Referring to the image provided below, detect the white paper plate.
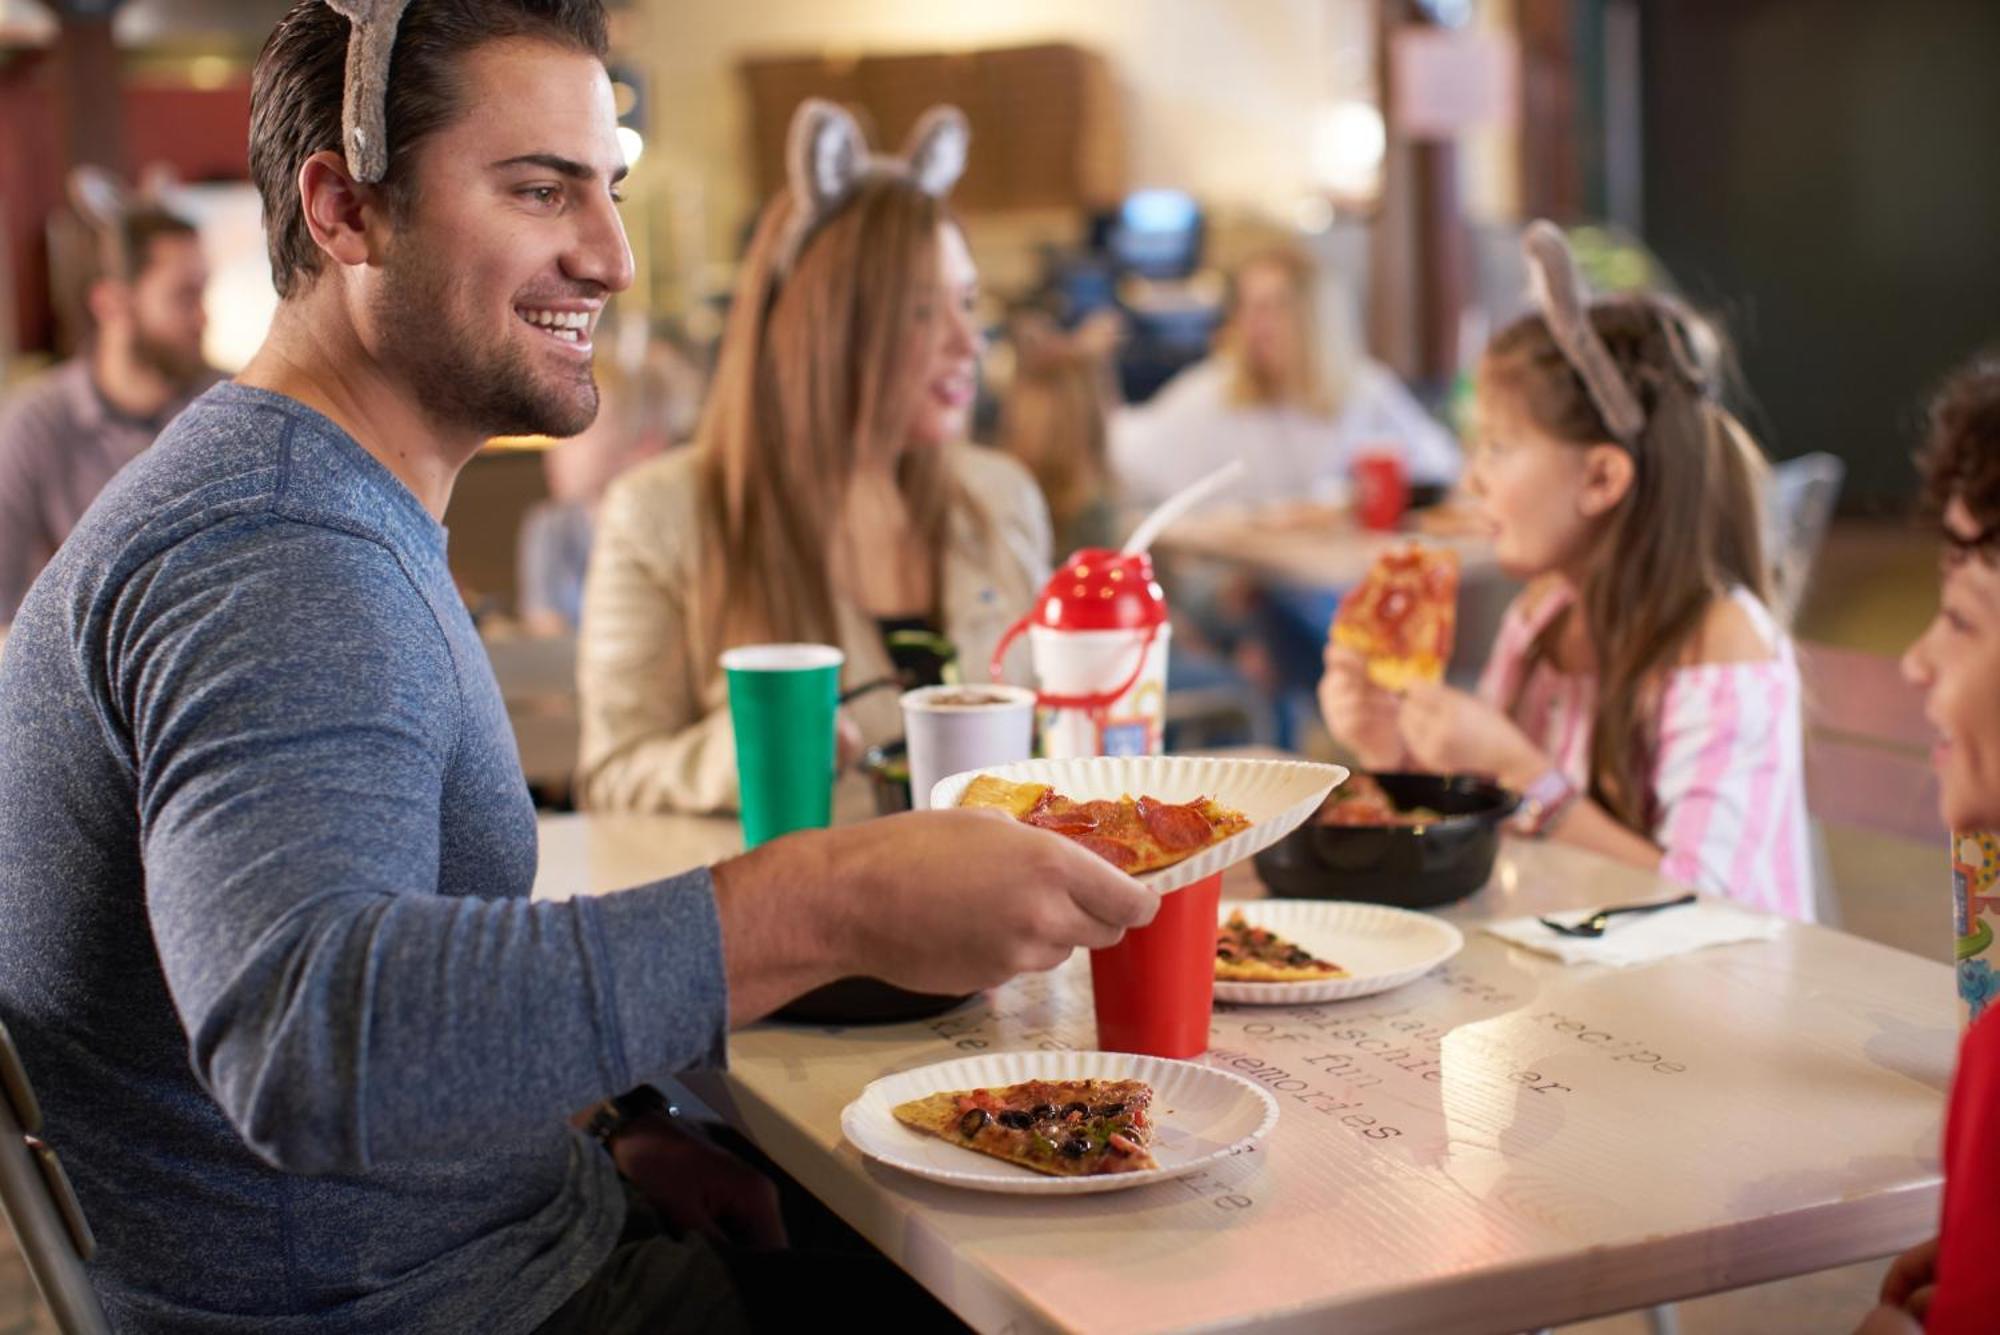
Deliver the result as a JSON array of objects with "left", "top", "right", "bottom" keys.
[
  {"left": 1214, "top": 899, "right": 1465, "bottom": 1004},
  {"left": 841, "top": 1050, "right": 1279, "bottom": 1196},
  {"left": 928, "top": 755, "right": 1346, "bottom": 895}
]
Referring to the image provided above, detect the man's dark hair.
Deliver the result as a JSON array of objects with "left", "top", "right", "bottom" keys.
[
  {"left": 112, "top": 208, "right": 199, "bottom": 283},
  {"left": 249, "top": 0, "right": 608, "bottom": 299},
  {"left": 1921, "top": 351, "right": 2000, "bottom": 557}
]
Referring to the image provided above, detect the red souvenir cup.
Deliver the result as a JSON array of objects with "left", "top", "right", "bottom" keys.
[
  {"left": 1087, "top": 873, "right": 1221, "bottom": 1058},
  {"left": 1353, "top": 450, "right": 1410, "bottom": 531}
]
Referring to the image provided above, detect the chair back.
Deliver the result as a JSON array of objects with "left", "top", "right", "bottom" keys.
[
  {"left": 1796, "top": 640, "right": 1941, "bottom": 843},
  {"left": 1766, "top": 452, "right": 1846, "bottom": 625},
  {"left": 0, "top": 1019, "right": 110, "bottom": 1334},
  {"left": 483, "top": 632, "right": 581, "bottom": 796}
]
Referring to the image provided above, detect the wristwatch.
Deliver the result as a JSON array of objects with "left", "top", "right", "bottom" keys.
[
  {"left": 1512, "top": 768, "right": 1579, "bottom": 838},
  {"left": 583, "top": 1085, "right": 674, "bottom": 1149}
]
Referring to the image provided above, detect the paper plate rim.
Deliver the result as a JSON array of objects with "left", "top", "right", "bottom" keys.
[
  {"left": 1211, "top": 898, "right": 1465, "bottom": 1004},
  {"left": 840, "top": 1049, "right": 1281, "bottom": 1195},
  {"left": 928, "top": 755, "right": 1347, "bottom": 895}
]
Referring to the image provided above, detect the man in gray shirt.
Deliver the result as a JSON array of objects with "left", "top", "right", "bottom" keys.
[
  {"left": 0, "top": 1, "right": 1154, "bottom": 1330},
  {"left": 0, "top": 205, "right": 214, "bottom": 621}
]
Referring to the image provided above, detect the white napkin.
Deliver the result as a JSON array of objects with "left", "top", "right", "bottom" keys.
[{"left": 1483, "top": 900, "right": 1783, "bottom": 967}]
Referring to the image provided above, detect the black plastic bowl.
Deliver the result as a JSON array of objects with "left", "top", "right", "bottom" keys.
[
  {"left": 859, "top": 741, "right": 912, "bottom": 815},
  {"left": 774, "top": 738, "right": 968, "bottom": 1025},
  {"left": 1252, "top": 772, "right": 1519, "bottom": 910}
]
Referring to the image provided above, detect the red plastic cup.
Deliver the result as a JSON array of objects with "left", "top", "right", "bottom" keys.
[
  {"left": 1353, "top": 450, "right": 1410, "bottom": 531},
  {"left": 1088, "top": 873, "right": 1221, "bottom": 1058}
]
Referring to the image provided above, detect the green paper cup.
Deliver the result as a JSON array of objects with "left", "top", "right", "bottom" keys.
[{"left": 721, "top": 643, "right": 844, "bottom": 848}]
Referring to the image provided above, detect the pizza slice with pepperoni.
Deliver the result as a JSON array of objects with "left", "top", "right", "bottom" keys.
[
  {"left": 1332, "top": 543, "right": 1461, "bottom": 691},
  {"left": 957, "top": 775, "right": 1250, "bottom": 874}
]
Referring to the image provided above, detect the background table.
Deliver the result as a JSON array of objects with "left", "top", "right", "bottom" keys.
[
  {"left": 1152, "top": 508, "right": 1498, "bottom": 589},
  {"left": 1148, "top": 509, "right": 1514, "bottom": 687},
  {"left": 533, "top": 815, "right": 1954, "bottom": 1334}
]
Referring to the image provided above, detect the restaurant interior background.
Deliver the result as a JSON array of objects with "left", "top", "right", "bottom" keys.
[{"left": 1, "top": 1, "right": 1998, "bottom": 1329}]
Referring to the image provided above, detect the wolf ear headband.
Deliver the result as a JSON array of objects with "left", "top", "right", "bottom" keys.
[
  {"left": 68, "top": 164, "right": 183, "bottom": 278},
  {"left": 773, "top": 98, "right": 970, "bottom": 277},
  {"left": 1520, "top": 219, "right": 1711, "bottom": 446},
  {"left": 322, "top": 0, "right": 414, "bottom": 184}
]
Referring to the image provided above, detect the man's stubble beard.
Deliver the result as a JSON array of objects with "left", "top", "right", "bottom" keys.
[
  {"left": 128, "top": 321, "right": 208, "bottom": 389},
  {"left": 372, "top": 239, "right": 599, "bottom": 441}
]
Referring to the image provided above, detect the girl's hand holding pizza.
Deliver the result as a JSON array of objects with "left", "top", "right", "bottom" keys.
[
  {"left": 1398, "top": 682, "right": 1547, "bottom": 789},
  {"left": 1317, "top": 645, "right": 1406, "bottom": 771}
]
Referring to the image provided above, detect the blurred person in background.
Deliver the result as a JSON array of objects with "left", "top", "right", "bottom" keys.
[
  {"left": 1107, "top": 243, "right": 1461, "bottom": 746},
  {"left": 1108, "top": 242, "right": 1458, "bottom": 509},
  {"left": 576, "top": 99, "right": 1050, "bottom": 815},
  {"left": 0, "top": 204, "right": 215, "bottom": 623},
  {"left": 515, "top": 350, "right": 683, "bottom": 635},
  {"left": 996, "top": 307, "right": 1123, "bottom": 556}
]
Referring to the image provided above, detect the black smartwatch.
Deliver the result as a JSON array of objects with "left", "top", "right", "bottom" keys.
[{"left": 583, "top": 1085, "right": 673, "bottom": 1148}]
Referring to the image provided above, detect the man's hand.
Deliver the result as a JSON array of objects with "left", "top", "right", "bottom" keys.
[
  {"left": 609, "top": 1114, "right": 787, "bottom": 1251},
  {"left": 712, "top": 809, "right": 1161, "bottom": 1023}
]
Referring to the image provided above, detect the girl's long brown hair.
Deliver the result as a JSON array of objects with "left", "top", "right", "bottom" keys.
[
  {"left": 690, "top": 177, "right": 965, "bottom": 659},
  {"left": 1484, "top": 296, "right": 1772, "bottom": 834}
]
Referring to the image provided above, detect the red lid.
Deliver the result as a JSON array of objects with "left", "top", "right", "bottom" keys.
[{"left": 1030, "top": 548, "right": 1168, "bottom": 632}]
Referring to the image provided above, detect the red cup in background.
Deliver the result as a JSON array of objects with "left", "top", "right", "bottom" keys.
[
  {"left": 1353, "top": 450, "right": 1410, "bottom": 531},
  {"left": 1088, "top": 872, "right": 1221, "bottom": 1058}
]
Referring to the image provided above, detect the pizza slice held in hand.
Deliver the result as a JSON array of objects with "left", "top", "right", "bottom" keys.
[
  {"left": 958, "top": 776, "right": 1249, "bottom": 875},
  {"left": 893, "top": 1078, "right": 1158, "bottom": 1176},
  {"left": 1331, "top": 543, "right": 1461, "bottom": 691}
]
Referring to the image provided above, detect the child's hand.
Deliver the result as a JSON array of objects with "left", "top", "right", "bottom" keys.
[
  {"left": 1398, "top": 683, "right": 1546, "bottom": 787},
  {"left": 1878, "top": 1235, "right": 1939, "bottom": 1319},
  {"left": 1316, "top": 645, "right": 1405, "bottom": 770}
]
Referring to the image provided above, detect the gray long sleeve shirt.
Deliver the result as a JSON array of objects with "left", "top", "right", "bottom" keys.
[
  {"left": 0, "top": 358, "right": 219, "bottom": 621},
  {"left": 0, "top": 382, "right": 729, "bottom": 1332}
]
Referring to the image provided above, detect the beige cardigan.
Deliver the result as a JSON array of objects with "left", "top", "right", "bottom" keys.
[{"left": 576, "top": 443, "right": 1052, "bottom": 814}]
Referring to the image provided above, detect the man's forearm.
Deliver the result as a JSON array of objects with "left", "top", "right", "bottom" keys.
[{"left": 711, "top": 828, "right": 855, "bottom": 1025}]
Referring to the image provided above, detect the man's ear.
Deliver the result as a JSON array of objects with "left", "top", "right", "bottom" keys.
[
  {"left": 297, "top": 149, "right": 389, "bottom": 270},
  {"left": 1578, "top": 442, "right": 1636, "bottom": 518},
  {"left": 85, "top": 277, "right": 128, "bottom": 332}
]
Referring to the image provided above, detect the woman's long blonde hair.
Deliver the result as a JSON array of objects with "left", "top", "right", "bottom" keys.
[
  {"left": 691, "top": 177, "right": 965, "bottom": 658},
  {"left": 1221, "top": 244, "right": 1343, "bottom": 416},
  {"left": 1484, "top": 296, "right": 1771, "bottom": 834}
]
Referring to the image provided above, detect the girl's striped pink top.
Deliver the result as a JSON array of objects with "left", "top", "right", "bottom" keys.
[{"left": 1478, "top": 584, "right": 1816, "bottom": 920}]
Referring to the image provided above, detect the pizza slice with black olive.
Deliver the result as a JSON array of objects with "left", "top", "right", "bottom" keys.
[
  {"left": 892, "top": 1077, "right": 1158, "bottom": 1176},
  {"left": 1215, "top": 909, "right": 1348, "bottom": 983}
]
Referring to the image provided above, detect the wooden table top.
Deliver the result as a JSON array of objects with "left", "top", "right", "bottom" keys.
[
  {"left": 533, "top": 811, "right": 1954, "bottom": 1334},
  {"left": 1151, "top": 507, "right": 1498, "bottom": 589}
]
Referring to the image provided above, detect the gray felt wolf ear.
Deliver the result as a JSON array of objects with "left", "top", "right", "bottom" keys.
[
  {"left": 1521, "top": 219, "right": 1646, "bottom": 445},
  {"left": 67, "top": 166, "right": 135, "bottom": 277},
  {"left": 323, "top": 0, "right": 414, "bottom": 184},
  {"left": 786, "top": 97, "right": 869, "bottom": 222},
  {"left": 901, "top": 105, "right": 969, "bottom": 199},
  {"left": 67, "top": 166, "right": 130, "bottom": 231},
  {"left": 773, "top": 98, "right": 970, "bottom": 278}
]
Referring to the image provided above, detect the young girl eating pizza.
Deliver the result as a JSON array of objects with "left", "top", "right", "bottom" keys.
[{"left": 1318, "top": 222, "right": 1813, "bottom": 917}]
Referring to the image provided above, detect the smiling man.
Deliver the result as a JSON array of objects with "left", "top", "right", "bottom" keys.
[{"left": 0, "top": 1, "right": 1155, "bottom": 1330}]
